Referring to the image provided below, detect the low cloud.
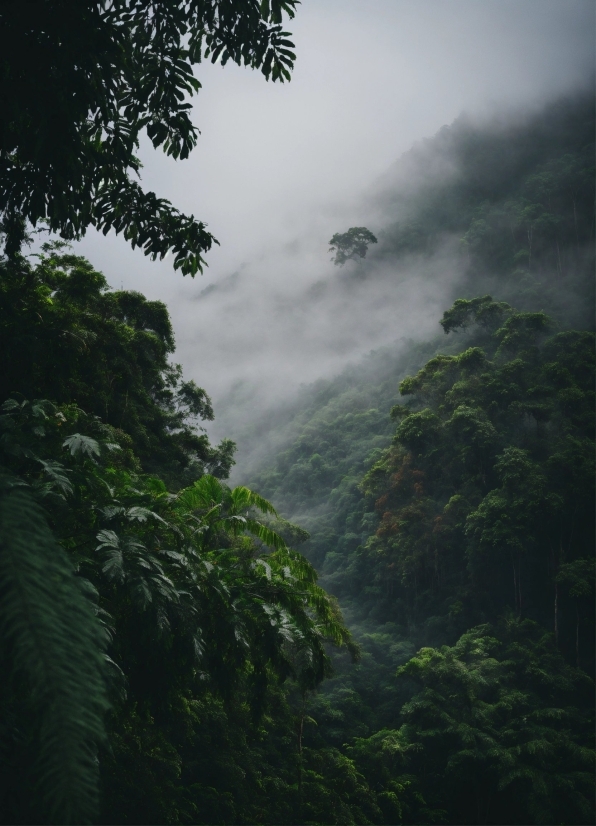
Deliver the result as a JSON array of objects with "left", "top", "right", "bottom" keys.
[{"left": 70, "top": 0, "right": 594, "bottom": 468}]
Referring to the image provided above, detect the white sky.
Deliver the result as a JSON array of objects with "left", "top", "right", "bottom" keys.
[{"left": 73, "top": 0, "right": 595, "bottom": 449}]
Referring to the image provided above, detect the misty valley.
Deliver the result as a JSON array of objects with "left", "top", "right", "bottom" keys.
[{"left": 0, "top": 6, "right": 594, "bottom": 824}]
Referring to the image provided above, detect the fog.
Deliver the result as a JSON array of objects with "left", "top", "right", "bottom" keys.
[{"left": 73, "top": 0, "right": 595, "bottom": 459}]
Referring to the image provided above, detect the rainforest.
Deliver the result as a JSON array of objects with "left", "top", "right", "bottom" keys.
[{"left": 0, "top": 3, "right": 594, "bottom": 825}]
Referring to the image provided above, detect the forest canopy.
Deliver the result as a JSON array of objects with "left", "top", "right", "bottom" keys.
[
  {"left": 0, "top": 51, "right": 593, "bottom": 826},
  {"left": 0, "top": 0, "right": 298, "bottom": 271},
  {"left": 0, "top": 244, "right": 358, "bottom": 824},
  {"left": 241, "top": 92, "right": 595, "bottom": 825}
]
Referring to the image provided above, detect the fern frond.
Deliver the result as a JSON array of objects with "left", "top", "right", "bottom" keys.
[
  {"left": 177, "top": 475, "right": 226, "bottom": 512},
  {"left": 0, "top": 472, "right": 108, "bottom": 824},
  {"left": 62, "top": 433, "right": 101, "bottom": 459},
  {"left": 241, "top": 518, "right": 286, "bottom": 550},
  {"left": 230, "top": 485, "right": 278, "bottom": 517}
]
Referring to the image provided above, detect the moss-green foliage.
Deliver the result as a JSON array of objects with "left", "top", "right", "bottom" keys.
[
  {"left": 0, "top": 93, "right": 594, "bottom": 825},
  {"left": 0, "top": 257, "right": 366, "bottom": 824},
  {"left": 0, "top": 470, "right": 108, "bottom": 824},
  {"left": 251, "top": 304, "right": 595, "bottom": 825},
  {"left": 393, "top": 619, "right": 594, "bottom": 825},
  {"left": 0, "top": 1, "right": 299, "bottom": 271},
  {"left": 343, "top": 619, "right": 594, "bottom": 826},
  {"left": 247, "top": 319, "right": 595, "bottom": 823},
  {"left": 0, "top": 246, "right": 235, "bottom": 486},
  {"left": 239, "top": 94, "right": 595, "bottom": 824},
  {"left": 0, "top": 393, "right": 366, "bottom": 823},
  {"left": 361, "top": 303, "right": 594, "bottom": 650}
]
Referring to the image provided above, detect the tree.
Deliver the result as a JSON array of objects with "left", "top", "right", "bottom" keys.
[
  {"left": 0, "top": 0, "right": 298, "bottom": 273},
  {"left": 0, "top": 241, "right": 362, "bottom": 821},
  {"left": 0, "top": 245, "right": 235, "bottom": 485},
  {"left": 0, "top": 393, "right": 357, "bottom": 823},
  {"left": 395, "top": 620, "right": 595, "bottom": 825},
  {"left": 360, "top": 297, "right": 595, "bottom": 666},
  {"left": 329, "top": 227, "right": 378, "bottom": 266}
]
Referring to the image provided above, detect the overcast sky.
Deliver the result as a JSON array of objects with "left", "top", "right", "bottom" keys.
[{"left": 74, "top": 0, "right": 595, "bottom": 449}]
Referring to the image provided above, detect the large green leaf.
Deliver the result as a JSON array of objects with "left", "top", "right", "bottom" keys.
[{"left": 0, "top": 472, "right": 108, "bottom": 824}]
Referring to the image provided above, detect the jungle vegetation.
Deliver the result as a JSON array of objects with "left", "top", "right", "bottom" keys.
[
  {"left": 244, "top": 92, "right": 596, "bottom": 825},
  {"left": 0, "top": 0, "right": 298, "bottom": 270},
  {"left": 0, "top": 12, "right": 593, "bottom": 821}
]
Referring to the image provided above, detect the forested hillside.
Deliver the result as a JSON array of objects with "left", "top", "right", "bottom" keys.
[
  {"left": 249, "top": 93, "right": 594, "bottom": 602},
  {"left": 241, "top": 92, "right": 595, "bottom": 825},
  {"left": 0, "top": 88, "right": 593, "bottom": 826},
  {"left": 0, "top": 246, "right": 363, "bottom": 825}
]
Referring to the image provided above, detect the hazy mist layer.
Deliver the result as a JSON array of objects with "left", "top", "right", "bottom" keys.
[{"left": 71, "top": 0, "right": 595, "bottom": 465}]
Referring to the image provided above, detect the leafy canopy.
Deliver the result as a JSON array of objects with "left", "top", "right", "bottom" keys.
[
  {"left": 0, "top": 245, "right": 235, "bottom": 485},
  {"left": 0, "top": 392, "right": 357, "bottom": 823},
  {"left": 394, "top": 619, "right": 595, "bottom": 826},
  {"left": 0, "top": 244, "right": 360, "bottom": 822},
  {"left": 329, "top": 227, "right": 378, "bottom": 266},
  {"left": 0, "top": 0, "right": 298, "bottom": 272},
  {"left": 362, "top": 296, "right": 595, "bottom": 667}
]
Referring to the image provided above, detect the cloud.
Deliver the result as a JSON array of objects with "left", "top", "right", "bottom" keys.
[{"left": 71, "top": 0, "right": 595, "bottom": 455}]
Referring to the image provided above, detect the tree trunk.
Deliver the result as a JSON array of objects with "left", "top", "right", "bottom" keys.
[
  {"left": 485, "top": 792, "right": 492, "bottom": 825},
  {"left": 513, "top": 553, "right": 523, "bottom": 617},
  {"left": 555, "top": 236, "right": 563, "bottom": 278},
  {"left": 553, "top": 540, "right": 563, "bottom": 647},
  {"left": 298, "top": 715, "right": 303, "bottom": 803},
  {"left": 575, "top": 605, "right": 580, "bottom": 668},
  {"left": 554, "top": 582, "right": 559, "bottom": 647},
  {"left": 571, "top": 196, "right": 580, "bottom": 252},
  {"left": 298, "top": 694, "right": 306, "bottom": 820}
]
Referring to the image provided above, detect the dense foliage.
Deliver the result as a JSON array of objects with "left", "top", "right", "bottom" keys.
[
  {"left": 329, "top": 228, "right": 378, "bottom": 267},
  {"left": 0, "top": 93, "right": 594, "bottom": 824},
  {"left": 0, "top": 0, "right": 298, "bottom": 270},
  {"left": 242, "top": 93, "right": 595, "bottom": 824},
  {"left": 247, "top": 299, "right": 595, "bottom": 824},
  {"left": 362, "top": 298, "right": 594, "bottom": 654},
  {"left": 0, "top": 245, "right": 235, "bottom": 485},
  {"left": 0, "top": 246, "right": 365, "bottom": 823}
]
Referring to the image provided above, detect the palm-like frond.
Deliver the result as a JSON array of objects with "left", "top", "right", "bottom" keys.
[
  {"left": 234, "top": 516, "right": 287, "bottom": 550},
  {"left": 230, "top": 485, "right": 278, "bottom": 517},
  {"left": 62, "top": 433, "right": 101, "bottom": 459},
  {"left": 175, "top": 474, "right": 225, "bottom": 512},
  {"left": 0, "top": 471, "right": 108, "bottom": 824}
]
